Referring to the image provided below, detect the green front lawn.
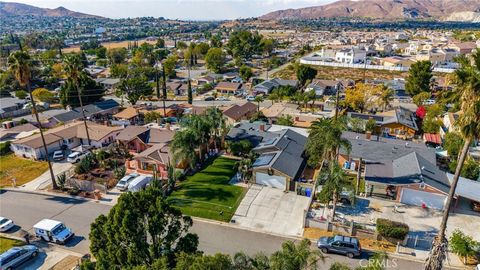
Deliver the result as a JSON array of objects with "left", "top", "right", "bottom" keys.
[
  {"left": 168, "top": 157, "right": 246, "bottom": 222},
  {"left": 0, "top": 237, "right": 24, "bottom": 253},
  {"left": 0, "top": 154, "right": 49, "bottom": 188}
]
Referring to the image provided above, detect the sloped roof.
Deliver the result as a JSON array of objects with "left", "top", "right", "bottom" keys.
[{"left": 223, "top": 102, "right": 257, "bottom": 121}]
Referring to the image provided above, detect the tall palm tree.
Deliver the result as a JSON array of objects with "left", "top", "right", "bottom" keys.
[
  {"left": 8, "top": 51, "right": 58, "bottom": 190},
  {"left": 378, "top": 85, "right": 394, "bottom": 111},
  {"left": 424, "top": 51, "right": 480, "bottom": 270},
  {"left": 318, "top": 161, "right": 348, "bottom": 222},
  {"left": 269, "top": 239, "right": 323, "bottom": 270},
  {"left": 254, "top": 95, "right": 264, "bottom": 112},
  {"left": 171, "top": 129, "right": 199, "bottom": 170},
  {"left": 206, "top": 107, "right": 224, "bottom": 151},
  {"left": 63, "top": 54, "right": 91, "bottom": 145},
  {"left": 305, "top": 117, "right": 351, "bottom": 165}
]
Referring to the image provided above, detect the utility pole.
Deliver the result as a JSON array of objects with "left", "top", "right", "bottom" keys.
[
  {"left": 162, "top": 64, "right": 167, "bottom": 117},
  {"left": 76, "top": 82, "right": 91, "bottom": 145}
]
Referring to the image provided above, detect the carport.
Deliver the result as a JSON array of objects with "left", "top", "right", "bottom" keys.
[{"left": 447, "top": 173, "right": 480, "bottom": 210}]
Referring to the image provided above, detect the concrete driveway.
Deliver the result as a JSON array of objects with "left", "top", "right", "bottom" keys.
[{"left": 232, "top": 185, "right": 310, "bottom": 237}]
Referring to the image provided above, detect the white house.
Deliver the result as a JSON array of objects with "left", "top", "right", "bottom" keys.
[
  {"left": 335, "top": 48, "right": 366, "bottom": 64},
  {"left": 11, "top": 121, "right": 121, "bottom": 160}
]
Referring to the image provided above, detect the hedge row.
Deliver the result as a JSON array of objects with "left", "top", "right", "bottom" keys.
[{"left": 376, "top": 218, "right": 409, "bottom": 240}]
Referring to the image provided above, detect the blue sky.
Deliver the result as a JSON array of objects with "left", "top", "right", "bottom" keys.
[{"left": 10, "top": 0, "right": 335, "bottom": 20}]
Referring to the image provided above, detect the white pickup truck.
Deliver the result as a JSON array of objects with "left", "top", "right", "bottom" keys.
[{"left": 33, "top": 219, "right": 74, "bottom": 244}]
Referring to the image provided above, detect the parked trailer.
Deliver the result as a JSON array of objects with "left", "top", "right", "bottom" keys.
[{"left": 128, "top": 175, "right": 152, "bottom": 192}]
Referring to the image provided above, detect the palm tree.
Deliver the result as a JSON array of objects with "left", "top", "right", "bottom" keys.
[
  {"left": 63, "top": 54, "right": 91, "bottom": 145},
  {"left": 378, "top": 85, "right": 394, "bottom": 111},
  {"left": 318, "top": 161, "right": 349, "bottom": 222},
  {"left": 181, "top": 115, "right": 212, "bottom": 162},
  {"left": 424, "top": 51, "right": 480, "bottom": 270},
  {"left": 8, "top": 51, "right": 58, "bottom": 190},
  {"left": 171, "top": 129, "right": 199, "bottom": 170},
  {"left": 269, "top": 239, "right": 323, "bottom": 270},
  {"left": 254, "top": 95, "right": 264, "bottom": 112},
  {"left": 305, "top": 117, "right": 351, "bottom": 165},
  {"left": 206, "top": 107, "right": 225, "bottom": 151}
]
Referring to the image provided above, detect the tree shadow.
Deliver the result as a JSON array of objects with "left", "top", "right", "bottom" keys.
[{"left": 337, "top": 197, "right": 373, "bottom": 216}]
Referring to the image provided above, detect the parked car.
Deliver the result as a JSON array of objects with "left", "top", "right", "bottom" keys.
[
  {"left": 204, "top": 96, "right": 215, "bottom": 101},
  {"left": 116, "top": 173, "right": 139, "bottom": 191},
  {"left": 216, "top": 96, "right": 230, "bottom": 101},
  {"left": 128, "top": 175, "right": 152, "bottom": 192},
  {"left": 33, "top": 219, "right": 74, "bottom": 244},
  {"left": 317, "top": 235, "right": 361, "bottom": 258},
  {"left": 52, "top": 150, "right": 64, "bottom": 161},
  {"left": 0, "top": 245, "right": 38, "bottom": 269},
  {"left": 246, "top": 95, "right": 256, "bottom": 101},
  {"left": 423, "top": 99, "right": 436, "bottom": 105},
  {"left": 67, "top": 151, "right": 87, "bottom": 163},
  {"left": 0, "top": 216, "right": 14, "bottom": 232}
]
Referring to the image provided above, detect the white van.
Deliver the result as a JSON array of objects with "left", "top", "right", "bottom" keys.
[
  {"left": 33, "top": 219, "right": 74, "bottom": 244},
  {"left": 127, "top": 175, "right": 152, "bottom": 192}
]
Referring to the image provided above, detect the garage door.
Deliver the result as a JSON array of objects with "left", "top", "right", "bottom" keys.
[
  {"left": 400, "top": 188, "right": 447, "bottom": 210},
  {"left": 255, "top": 172, "right": 286, "bottom": 189}
]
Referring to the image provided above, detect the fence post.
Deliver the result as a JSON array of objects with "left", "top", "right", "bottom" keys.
[{"left": 396, "top": 242, "right": 400, "bottom": 254}]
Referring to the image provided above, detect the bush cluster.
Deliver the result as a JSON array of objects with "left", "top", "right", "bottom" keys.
[{"left": 376, "top": 218, "right": 409, "bottom": 240}]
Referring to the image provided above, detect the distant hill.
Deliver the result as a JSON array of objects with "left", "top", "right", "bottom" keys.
[
  {"left": 0, "top": 2, "right": 102, "bottom": 18},
  {"left": 260, "top": 0, "right": 480, "bottom": 22}
]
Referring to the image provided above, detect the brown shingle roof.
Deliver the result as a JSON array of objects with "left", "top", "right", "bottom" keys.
[
  {"left": 215, "top": 82, "right": 242, "bottom": 92},
  {"left": 223, "top": 102, "right": 257, "bottom": 121}
]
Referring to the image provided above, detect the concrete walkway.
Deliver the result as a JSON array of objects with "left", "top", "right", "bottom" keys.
[{"left": 18, "top": 161, "right": 73, "bottom": 191}]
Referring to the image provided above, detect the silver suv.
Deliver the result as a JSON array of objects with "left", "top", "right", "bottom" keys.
[
  {"left": 317, "top": 235, "right": 361, "bottom": 258},
  {"left": 0, "top": 245, "right": 39, "bottom": 269}
]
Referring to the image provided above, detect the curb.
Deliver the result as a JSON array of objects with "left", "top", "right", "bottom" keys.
[{"left": 1, "top": 188, "right": 117, "bottom": 206}]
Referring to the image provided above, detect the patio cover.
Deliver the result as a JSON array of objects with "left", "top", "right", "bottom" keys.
[{"left": 447, "top": 173, "right": 480, "bottom": 202}]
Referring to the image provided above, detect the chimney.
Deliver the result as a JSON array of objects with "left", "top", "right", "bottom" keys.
[
  {"left": 295, "top": 116, "right": 300, "bottom": 121},
  {"left": 259, "top": 124, "right": 265, "bottom": 132},
  {"left": 365, "top": 131, "right": 372, "bottom": 140}
]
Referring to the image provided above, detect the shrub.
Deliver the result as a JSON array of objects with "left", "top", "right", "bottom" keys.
[
  {"left": 15, "top": 90, "right": 28, "bottom": 99},
  {"left": 114, "top": 166, "right": 126, "bottom": 180},
  {"left": 75, "top": 154, "right": 96, "bottom": 174},
  {"left": 376, "top": 218, "right": 409, "bottom": 240},
  {"left": 56, "top": 172, "right": 67, "bottom": 189},
  {"left": 0, "top": 141, "right": 12, "bottom": 156},
  {"left": 449, "top": 229, "right": 479, "bottom": 263}
]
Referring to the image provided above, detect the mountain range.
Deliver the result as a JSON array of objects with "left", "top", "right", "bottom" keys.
[
  {"left": 260, "top": 0, "right": 480, "bottom": 22},
  {"left": 0, "top": 2, "right": 101, "bottom": 18}
]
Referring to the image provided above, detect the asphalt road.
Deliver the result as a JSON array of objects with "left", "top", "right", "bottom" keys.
[{"left": 0, "top": 190, "right": 451, "bottom": 270}]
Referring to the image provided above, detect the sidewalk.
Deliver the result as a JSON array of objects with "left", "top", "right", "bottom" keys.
[{"left": 18, "top": 161, "right": 73, "bottom": 191}]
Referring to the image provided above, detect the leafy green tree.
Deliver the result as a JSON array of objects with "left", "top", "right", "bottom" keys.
[
  {"left": 194, "top": 42, "right": 210, "bottom": 57},
  {"left": 95, "top": 46, "right": 107, "bottom": 59},
  {"left": 405, "top": 60, "right": 432, "bottom": 96},
  {"left": 177, "top": 41, "right": 188, "bottom": 50},
  {"left": 15, "top": 90, "right": 27, "bottom": 99},
  {"left": 269, "top": 239, "right": 323, "bottom": 270},
  {"left": 226, "top": 30, "right": 263, "bottom": 62},
  {"left": 60, "top": 73, "right": 104, "bottom": 107},
  {"left": 413, "top": 92, "right": 431, "bottom": 106},
  {"left": 32, "top": 88, "right": 55, "bottom": 103},
  {"left": 205, "top": 48, "right": 226, "bottom": 73},
  {"left": 443, "top": 132, "right": 464, "bottom": 159},
  {"left": 296, "top": 65, "right": 317, "bottom": 87},
  {"left": 210, "top": 35, "right": 222, "bottom": 48},
  {"left": 421, "top": 117, "right": 442, "bottom": 133},
  {"left": 348, "top": 117, "right": 365, "bottom": 133},
  {"left": 449, "top": 157, "right": 480, "bottom": 180},
  {"left": 329, "top": 262, "right": 351, "bottom": 270},
  {"left": 187, "top": 79, "right": 193, "bottom": 105},
  {"left": 277, "top": 114, "right": 294, "bottom": 126},
  {"left": 260, "top": 38, "right": 275, "bottom": 56},
  {"left": 171, "top": 128, "right": 199, "bottom": 169},
  {"left": 107, "top": 48, "right": 128, "bottom": 65},
  {"left": 163, "top": 55, "right": 178, "bottom": 78},
  {"left": 89, "top": 186, "right": 198, "bottom": 269},
  {"left": 156, "top": 38, "right": 165, "bottom": 48},
  {"left": 110, "top": 64, "right": 128, "bottom": 78},
  {"left": 174, "top": 252, "right": 232, "bottom": 270},
  {"left": 144, "top": 111, "right": 163, "bottom": 123},
  {"left": 118, "top": 77, "right": 152, "bottom": 105},
  {"left": 239, "top": 65, "right": 253, "bottom": 82},
  {"left": 449, "top": 230, "right": 479, "bottom": 264}
]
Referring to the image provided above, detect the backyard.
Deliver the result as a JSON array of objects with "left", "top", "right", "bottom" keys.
[
  {"left": 168, "top": 156, "right": 246, "bottom": 222},
  {"left": 0, "top": 154, "right": 48, "bottom": 188}
]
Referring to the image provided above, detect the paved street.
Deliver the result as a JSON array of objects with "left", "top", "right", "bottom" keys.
[{"left": 0, "top": 190, "right": 460, "bottom": 269}]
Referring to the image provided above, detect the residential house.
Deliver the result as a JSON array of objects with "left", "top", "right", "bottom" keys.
[
  {"left": 381, "top": 56, "right": 414, "bottom": 68},
  {"left": 116, "top": 125, "right": 176, "bottom": 177},
  {"left": 215, "top": 82, "right": 242, "bottom": 94},
  {"left": 305, "top": 79, "right": 342, "bottom": 96},
  {"left": 194, "top": 75, "right": 215, "bottom": 86},
  {"left": 54, "top": 99, "right": 120, "bottom": 123},
  {"left": 95, "top": 78, "right": 121, "bottom": 91},
  {"left": 251, "top": 129, "right": 308, "bottom": 192},
  {"left": 222, "top": 102, "right": 257, "bottom": 125},
  {"left": 440, "top": 112, "right": 461, "bottom": 139},
  {"left": 11, "top": 121, "right": 121, "bottom": 160},
  {"left": 447, "top": 42, "right": 477, "bottom": 55},
  {"left": 0, "top": 123, "right": 39, "bottom": 142},
  {"left": 254, "top": 78, "right": 298, "bottom": 95},
  {"left": 0, "top": 97, "right": 27, "bottom": 119},
  {"left": 12, "top": 109, "right": 68, "bottom": 128},
  {"left": 261, "top": 103, "right": 300, "bottom": 124},
  {"left": 335, "top": 48, "right": 366, "bottom": 64},
  {"left": 364, "top": 152, "right": 450, "bottom": 210}
]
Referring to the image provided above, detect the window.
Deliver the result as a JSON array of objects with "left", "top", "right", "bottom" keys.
[{"left": 331, "top": 242, "right": 341, "bottom": 247}]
